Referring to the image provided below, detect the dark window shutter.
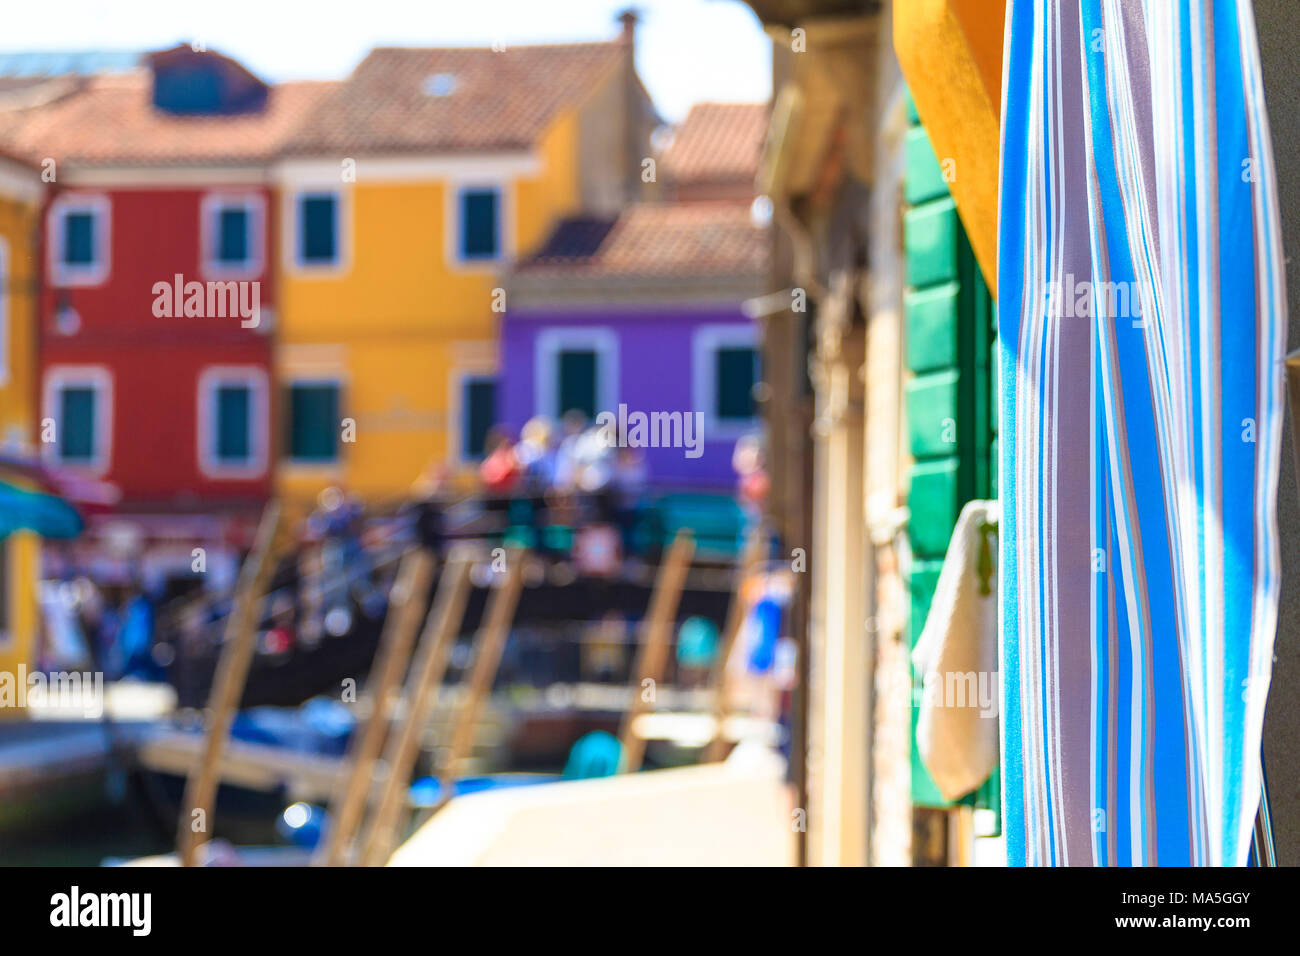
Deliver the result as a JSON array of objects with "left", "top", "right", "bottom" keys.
[
  {"left": 300, "top": 196, "right": 337, "bottom": 263},
  {"left": 64, "top": 213, "right": 95, "bottom": 266},
  {"left": 217, "top": 207, "right": 250, "bottom": 265},
  {"left": 462, "top": 379, "right": 497, "bottom": 458},
  {"left": 557, "top": 350, "right": 598, "bottom": 420},
  {"left": 215, "top": 384, "right": 251, "bottom": 462},
  {"left": 60, "top": 386, "right": 96, "bottom": 461},
  {"left": 715, "top": 347, "right": 756, "bottom": 421},
  {"left": 288, "top": 383, "right": 339, "bottom": 461},
  {"left": 460, "top": 189, "right": 499, "bottom": 259}
]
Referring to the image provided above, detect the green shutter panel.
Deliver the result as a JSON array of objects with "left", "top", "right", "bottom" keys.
[
  {"left": 60, "top": 387, "right": 96, "bottom": 461},
  {"left": 215, "top": 385, "right": 251, "bottom": 462},
  {"left": 903, "top": 94, "right": 998, "bottom": 813},
  {"left": 463, "top": 379, "right": 496, "bottom": 458},
  {"left": 289, "top": 384, "right": 339, "bottom": 462},
  {"left": 557, "top": 351, "right": 598, "bottom": 421},
  {"left": 716, "top": 347, "right": 756, "bottom": 421}
]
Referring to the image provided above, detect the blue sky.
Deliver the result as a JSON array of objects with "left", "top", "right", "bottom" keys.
[{"left": 0, "top": 0, "right": 772, "bottom": 122}]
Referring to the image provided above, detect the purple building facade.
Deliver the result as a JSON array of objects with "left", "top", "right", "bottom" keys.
[
  {"left": 496, "top": 103, "right": 770, "bottom": 492},
  {"left": 499, "top": 303, "right": 758, "bottom": 488}
]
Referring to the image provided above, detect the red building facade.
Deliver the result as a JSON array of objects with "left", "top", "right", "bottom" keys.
[
  {"left": 0, "top": 48, "right": 332, "bottom": 575},
  {"left": 42, "top": 184, "right": 275, "bottom": 504}
]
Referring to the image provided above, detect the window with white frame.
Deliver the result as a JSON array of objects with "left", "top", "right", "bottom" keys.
[
  {"left": 692, "top": 325, "right": 760, "bottom": 435},
  {"left": 50, "top": 195, "right": 110, "bottom": 286},
  {"left": 295, "top": 191, "right": 340, "bottom": 268},
  {"left": 44, "top": 367, "right": 112, "bottom": 470},
  {"left": 456, "top": 185, "right": 502, "bottom": 263},
  {"left": 536, "top": 328, "right": 618, "bottom": 423},
  {"left": 198, "top": 367, "right": 267, "bottom": 478},
  {"left": 202, "top": 194, "right": 263, "bottom": 277}
]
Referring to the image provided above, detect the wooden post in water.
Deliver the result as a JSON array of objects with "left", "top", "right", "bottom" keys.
[
  {"left": 437, "top": 550, "right": 527, "bottom": 790},
  {"left": 177, "top": 502, "right": 284, "bottom": 866},
  {"left": 705, "top": 527, "right": 767, "bottom": 763},
  {"left": 315, "top": 548, "right": 436, "bottom": 866},
  {"left": 358, "top": 554, "right": 473, "bottom": 866},
  {"left": 619, "top": 530, "right": 695, "bottom": 773}
]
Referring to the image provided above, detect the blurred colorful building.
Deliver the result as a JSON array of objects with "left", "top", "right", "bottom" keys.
[
  {"left": 0, "top": 47, "right": 333, "bottom": 578},
  {"left": 501, "top": 102, "right": 769, "bottom": 489},
  {"left": 0, "top": 147, "right": 43, "bottom": 683},
  {"left": 274, "top": 16, "right": 658, "bottom": 507}
]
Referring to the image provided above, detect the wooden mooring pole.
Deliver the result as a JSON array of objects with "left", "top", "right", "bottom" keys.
[
  {"left": 315, "top": 548, "right": 436, "bottom": 866},
  {"left": 358, "top": 553, "right": 473, "bottom": 865},
  {"left": 177, "top": 502, "right": 285, "bottom": 867},
  {"left": 619, "top": 530, "right": 695, "bottom": 773}
]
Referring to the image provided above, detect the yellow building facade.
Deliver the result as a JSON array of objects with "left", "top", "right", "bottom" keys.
[
  {"left": 275, "top": 39, "right": 653, "bottom": 509},
  {"left": 0, "top": 152, "right": 44, "bottom": 690}
]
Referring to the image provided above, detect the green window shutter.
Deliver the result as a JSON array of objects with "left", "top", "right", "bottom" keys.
[
  {"left": 217, "top": 207, "right": 250, "bottom": 265},
  {"left": 557, "top": 350, "right": 598, "bottom": 420},
  {"left": 60, "top": 386, "right": 96, "bottom": 462},
  {"left": 906, "top": 369, "right": 962, "bottom": 461},
  {"left": 300, "top": 195, "right": 337, "bottom": 264},
  {"left": 715, "top": 346, "right": 757, "bottom": 421},
  {"left": 462, "top": 378, "right": 496, "bottom": 458},
  {"left": 460, "top": 189, "right": 500, "bottom": 260},
  {"left": 64, "top": 213, "right": 95, "bottom": 266},
  {"left": 288, "top": 383, "right": 339, "bottom": 462},
  {"left": 904, "top": 126, "right": 949, "bottom": 205},
  {"left": 215, "top": 385, "right": 251, "bottom": 463},
  {"left": 904, "top": 198, "right": 960, "bottom": 288},
  {"left": 903, "top": 90, "right": 998, "bottom": 814},
  {"left": 905, "top": 282, "right": 961, "bottom": 373}
]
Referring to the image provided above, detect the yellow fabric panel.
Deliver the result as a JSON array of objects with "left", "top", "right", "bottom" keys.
[{"left": 894, "top": 0, "right": 1006, "bottom": 296}]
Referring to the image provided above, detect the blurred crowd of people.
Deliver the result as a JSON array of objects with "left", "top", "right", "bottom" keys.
[
  {"left": 34, "top": 415, "right": 770, "bottom": 681},
  {"left": 475, "top": 412, "right": 648, "bottom": 554}
]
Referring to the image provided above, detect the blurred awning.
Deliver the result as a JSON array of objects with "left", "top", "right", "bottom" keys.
[{"left": 0, "top": 479, "right": 84, "bottom": 539}]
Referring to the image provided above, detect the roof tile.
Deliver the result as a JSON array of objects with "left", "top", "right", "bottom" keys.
[
  {"left": 660, "top": 102, "right": 767, "bottom": 187},
  {"left": 283, "top": 42, "right": 625, "bottom": 154},
  {"left": 518, "top": 201, "right": 767, "bottom": 279},
  {"left": 0, "top": 71, "right": 335, "bottom": 166}
]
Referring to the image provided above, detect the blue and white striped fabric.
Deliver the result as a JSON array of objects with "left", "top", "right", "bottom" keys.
[{"left": 998, "top": 0, "right": 1286, "bottom": 866}]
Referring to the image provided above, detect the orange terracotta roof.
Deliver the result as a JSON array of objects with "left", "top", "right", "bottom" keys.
[
  {"left": 0, "top": 72, "right": 336, "bottom": 166},
  {"left": 660, "top": 102, "right": 767, "bottom": 187},
  {"left": 518, "top": 200, "right": 767, "bottom": 279},
  {"left": 283, "top": 41, "right": 625, "bottom": 155},
  {"left": 0, "top": 141, "right": 38, "bottom": 171}
]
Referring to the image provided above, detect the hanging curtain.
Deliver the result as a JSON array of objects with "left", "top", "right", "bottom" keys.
[{"left": 998, "top": 0, "right": 1286, "bottom": 865}]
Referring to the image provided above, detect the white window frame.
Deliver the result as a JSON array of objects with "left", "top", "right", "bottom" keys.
[
  {"left": 48, "top": 194, "right": 111, "bottom": 287},
  {"left": 200, "top": 192, "right": 265, "bottom": 280},
  {"left": 692, "top": 324, "right": 760, "bottom": 439},
  {"left": 284, "top": 375, "right": 344, "bottom": 467},
  {"left": 197, "top": 365, "right": 269, "bottom": 480},
  {"left": 42, "top": 364, "right": 113, "bottom": 474},
  {"left": 535, "top": 326, "right": 619, "bottom": 423},
  {"left": 446, "top": 181, "right": 512, "bottom": 270},
  {"left": 284, "top": 188, "right": 349, "bottom": 276}
]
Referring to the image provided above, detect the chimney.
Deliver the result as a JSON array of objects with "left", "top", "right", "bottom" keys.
[
  {"left": 618, "top": 8, "right": 639, "bottom": 45},
  {"left": 618, "top": 8, "right": 643, "bottom": 205}
]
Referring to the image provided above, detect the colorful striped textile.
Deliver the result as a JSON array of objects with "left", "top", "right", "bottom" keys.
[{"left": 998, "top": 0, "right": 1286, "bottom": 866}]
